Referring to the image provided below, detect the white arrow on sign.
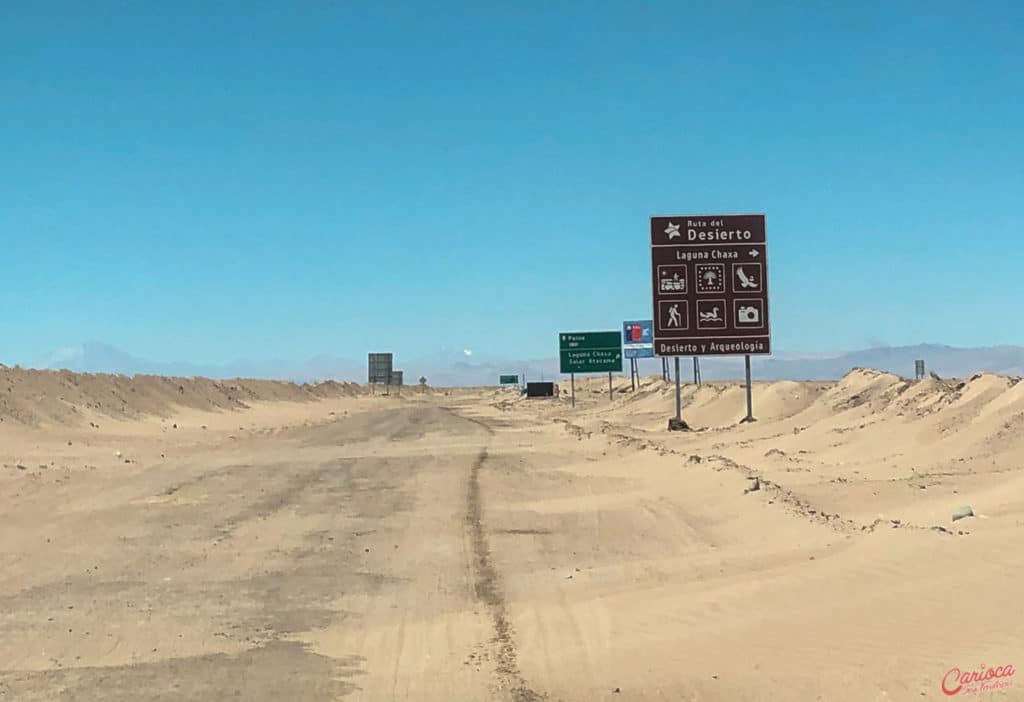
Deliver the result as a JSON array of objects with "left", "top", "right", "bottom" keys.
[{"left": 750, "top": 249, "right": 759, "bottom": 257}]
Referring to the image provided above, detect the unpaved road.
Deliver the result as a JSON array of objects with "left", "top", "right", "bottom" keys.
[
  {"left": 0, "top": 405, "right": 540, "bottom": 701},
  {"left": 4, "top": 388, "right": 1024, "bottom": 701}
]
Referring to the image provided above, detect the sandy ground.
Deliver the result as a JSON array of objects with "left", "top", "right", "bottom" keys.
[{"left": 1, "top": 368, "right": 1023, "bottom": 700}]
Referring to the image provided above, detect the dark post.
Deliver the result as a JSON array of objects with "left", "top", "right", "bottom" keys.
[
  {"left": 675, "top": 357, "right": 681, "bottom": 420},
  {"left": 571, "top": 372, "right": 576, "bottom": 408},
  {"left": 742, "top": 354, "right": 756, "bottom": 423},
  {"left": 608, "top": 371, "right": 613, "bottom": 401},
  {"left": 667, "top": 357, "right": 689, "bottom": 431}
]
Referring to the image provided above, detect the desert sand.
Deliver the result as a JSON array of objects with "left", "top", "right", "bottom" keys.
[{"left": 1, "top": 366, "right": 1022, "bottom": 700}]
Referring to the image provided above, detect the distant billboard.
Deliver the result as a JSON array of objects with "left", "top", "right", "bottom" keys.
[
  {"left": 499, "top": 375, "right": 519, "bottom": 385},
  {"left": 368, "top": 353, "right": 393, "bottom": 384},
  {"left": 389, "top": 370, "right": 404, "bottom": 387},
  {"left": 623, "top": 320, "right": 654, "bottom": 359}
]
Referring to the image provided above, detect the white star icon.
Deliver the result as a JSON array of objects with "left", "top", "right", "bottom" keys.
[{"left": 665, "top": 222, "right": 680, "bottom": 239}]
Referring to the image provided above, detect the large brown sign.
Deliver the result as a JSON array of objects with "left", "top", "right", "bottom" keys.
[{"left": 650, "top": 214, "right": 770, "bottom": 357}]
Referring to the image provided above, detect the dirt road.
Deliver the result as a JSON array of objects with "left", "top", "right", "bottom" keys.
[{"left": 1, "top": 405, "right": 538, "bottom": 701}]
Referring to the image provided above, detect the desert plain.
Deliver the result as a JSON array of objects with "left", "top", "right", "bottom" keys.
[{"left": 1, "top": 366, "right": 1023, "bottom": 701}]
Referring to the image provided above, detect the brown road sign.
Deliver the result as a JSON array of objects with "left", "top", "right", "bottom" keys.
[{"left": 651, "top": 214, "right": 770, "bottom": 357}]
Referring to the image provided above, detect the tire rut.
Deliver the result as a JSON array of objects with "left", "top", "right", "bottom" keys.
[{"left": 466, "top": 444, "right": 544, "bottom": 702}]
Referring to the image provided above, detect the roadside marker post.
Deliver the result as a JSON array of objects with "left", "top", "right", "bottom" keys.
[{"left": 741, "top": 355, "right": 756, "bottom": 423}]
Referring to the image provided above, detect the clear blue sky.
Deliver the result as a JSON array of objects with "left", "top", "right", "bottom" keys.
[{"left": 2, "top": 2, "right": 1021, "bottom": 366}]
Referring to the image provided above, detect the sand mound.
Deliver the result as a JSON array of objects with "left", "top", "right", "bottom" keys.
[{"left": 0, "top": 366, "right": 364, "bottom": 428}]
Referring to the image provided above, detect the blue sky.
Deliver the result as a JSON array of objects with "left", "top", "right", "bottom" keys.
[{"left": 2, "top": 2, "right": 1021, "bottom": 366}]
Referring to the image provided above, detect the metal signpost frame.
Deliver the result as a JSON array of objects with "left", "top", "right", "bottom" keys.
[
  {"left": 368, "top": 353, "right": 394, "bottom": 395},
  {"left": 390, "top": 370, "right": 404, "bottom": 397},
  {"left": 559, "top": 331, "right": 623, "bottom": 408},
  {"left": 651, "top": 214, "right": 770, "bottom": 427},
  {"left": 623, "top": 320, "right": 654, "bottom": 392}
]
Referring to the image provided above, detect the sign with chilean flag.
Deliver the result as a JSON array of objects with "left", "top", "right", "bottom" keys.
[{"left": 623, "top": 320, "right": 654, "bottom": 359}]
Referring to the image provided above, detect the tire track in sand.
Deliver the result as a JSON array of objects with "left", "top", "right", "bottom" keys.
[{"left": 466, "top": 447, "right": 544, "bottom": 702}]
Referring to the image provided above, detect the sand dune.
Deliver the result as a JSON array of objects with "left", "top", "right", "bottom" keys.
[{"left": 0, "top": 365, "right": 366, "bottom": 427}]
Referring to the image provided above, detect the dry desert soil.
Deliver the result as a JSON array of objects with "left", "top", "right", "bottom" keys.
[{"left": 1, "top": 367, "right": 1023, "bottom": 701}]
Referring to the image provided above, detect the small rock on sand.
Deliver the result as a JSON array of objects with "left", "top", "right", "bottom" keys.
[{"left": 951, "top": 505, "right": 974, "bottom": 522}]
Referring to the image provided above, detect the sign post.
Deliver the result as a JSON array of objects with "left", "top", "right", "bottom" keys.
[
  {"left": 368, "top": 353, "right": 394, "bottom": 395},
  {"left": 741, "top": 356, "right": 755, "bottom": 422},
  {"left": 674, "top": 357, "right": 682, "bottom": 423},
  {"left": 623, "top": 320, "right": 654, "bottom": 393},
  {"left": 391, "top": 370, "right": 404, "bottom": 397},
  {"left": 651, "top": 214, "right": 770, "bottom": 428},
  {"left": 559, "top": 331, "right": 623, "bottom": 406}
]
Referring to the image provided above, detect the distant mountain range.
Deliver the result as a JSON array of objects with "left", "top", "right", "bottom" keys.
[
  {"left": 16, "top": 342, "right": 1024, "bottom": 386},
  {"left": 702, "top": 344, "right": 1024, "bottom": 381}
]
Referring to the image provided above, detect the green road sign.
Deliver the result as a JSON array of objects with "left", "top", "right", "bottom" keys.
[
  {"left": 499, "top": 375, "right": 519, "bottom": 385},
  {"left": 559, "top": 331, "right": 623, "bottom": 373}
]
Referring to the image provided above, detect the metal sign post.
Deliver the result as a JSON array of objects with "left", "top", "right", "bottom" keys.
[
  {"left": 666, "top": 357, "right": 688, "bottom": 430},
  {"left": 623, "top": 320, "right": 653, "bottom": 393},
  {"left": 741, "top": 355, "right": 756, "bottom": 422},
  {"left": 675, "top": 357, "right": 681, "bottom": 420},
  {"left": 693, "top": 357, "right": 701, "bottom": 385},
  {"left": 571, "top": 373, "right": 576, "bottom": 408},
  {"left": 651, "top": 214, "right": 770, "bottom": 427},
  {"left": 559, "top": 331, "right": 623, "bottom": 408},
  {"left": 368, "top": 353, "right": 394, "bottom": 395},
  {"left": 608, "top": 371, "right": 613, "bottom": 401}
]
